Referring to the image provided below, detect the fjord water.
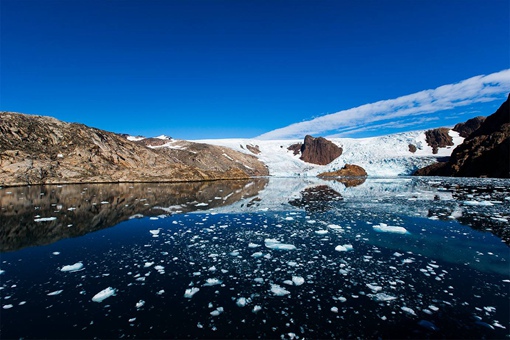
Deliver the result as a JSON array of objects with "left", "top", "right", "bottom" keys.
[{"left": 1, "top": 178, "right": 509, "bottom": 339}]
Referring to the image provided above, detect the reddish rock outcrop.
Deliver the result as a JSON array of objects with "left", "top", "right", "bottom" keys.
[
  {"left": 408, "top": 144, "right": 417, "bottom": 153},
  {"left": 288, "top": 135, "right": 342, "bottom": 165},
  {"left": 318, "top": 164, "right": 367, "bottom": 177},
  {"left": 414, "top": 95, "right": 510, "bottom": 178},
  {"left": 453, "top": 116, "right": 486, "bottom": 137},
  {"left": 425, "top": 128, "right": 453, "bottom": 154}
]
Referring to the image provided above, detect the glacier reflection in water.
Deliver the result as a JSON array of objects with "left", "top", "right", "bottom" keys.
[{"left": 1, "top": 177, "right": 509, "bottom": 339}]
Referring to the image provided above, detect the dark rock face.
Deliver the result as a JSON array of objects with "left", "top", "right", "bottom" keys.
[
  {"left": 246, "top": 144, "right": 261, "bottom": 155},
  {"left": 453, "top": 116, "right": 486, "bottom": 137},
  {"left": 414, "top": 95, "right": 510, "bottom": 178},
  {"left": 135, "top": 137, "right": 171, "bottom": 147},
  {"left": 425, "top": 128, "right": 454, "bottom": 154},
  {"left": 288, "top": 135, "right": 342, "bottom": 165},
  {"left": 408, "top": 144, "right": 417, "bottom": 153},
  {"left": 287, "top": 143, "right": 302, "bottom": 156},
  {"left": 0, "top": 112, "right": 268, "bottom": 186}
]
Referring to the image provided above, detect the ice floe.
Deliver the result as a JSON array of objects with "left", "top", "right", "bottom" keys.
[
  {"left": 47, "top": 290, "right": 63, "bottom": 296},
  {"left": 92, "top": 287, "right": 116, "bottom": 303},
  {"left": 270, "top": 284, "right": 290, "bottom": 296},
  {"left": 335, "top": 244, "right": 353, "bottom": 252},
  {"left": 265, "top": 239, "right": 297, "bottom": 251},
  {"left": 184, "top": 287, "right": 200, "bottom": 298},
  {"left": 60, "top": 262, "right": 84, "bottom": 272},
  {"left": 373, "top": 223, "right": 408, "bottom": 234}
]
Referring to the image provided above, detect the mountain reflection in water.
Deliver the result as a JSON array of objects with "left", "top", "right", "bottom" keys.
[{"left": 0, "top": 179, "right": 268, "bottom": 252}]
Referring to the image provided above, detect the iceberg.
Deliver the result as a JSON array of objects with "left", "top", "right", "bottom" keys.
[{"left": 92, "top": 287, "right": 116, "bottom": 303}]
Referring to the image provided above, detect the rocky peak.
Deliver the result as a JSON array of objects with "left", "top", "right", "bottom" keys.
[
  {"left": 287, "top": 135, "right": 342, "bottom": 165},
  {"left": 424, "top": 127, "right": 454, "bottom": 154},
  {"left": 453, "top": 116, "right": 486, "bottom": 138}
]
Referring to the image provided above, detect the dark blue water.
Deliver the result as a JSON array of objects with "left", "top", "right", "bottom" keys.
[{"left": 1, "top": 178, "right": 509, "bottom": 339}]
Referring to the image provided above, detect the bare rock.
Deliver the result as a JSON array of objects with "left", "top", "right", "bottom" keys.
[
  {"left": 318, "top": 164, "right": 367, "bottom": 177},
  {"left": 408, "top": 144, "right": 417, "bottom": 153},
  {"left": 425, "top": 127, "right": 453, "bottom": 154},
  {"left": 414, "top": 95, "right": 510, "bottom": 178},
  {"left": 288, "top": 135, "right": 342, "bottom": 165},
  {"left": 453, "top": 116, "right": 486, "bottom": 137},
  {"left": 0, "top": 112, "right": 268, "bottom": 186},
  {"left": 246, "top": 144, "right": 261, "bottom": 155}
]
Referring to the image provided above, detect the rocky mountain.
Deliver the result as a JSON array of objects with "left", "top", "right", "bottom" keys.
[
  {"left": 424, "top": 127, "right": 454, "bottom": 154},
  {"left": 414, "top": 95, "right": 509, "bottom": 178},
  {"left": 0, "top": 112, "right": 268, "bottom": 186},
  {"left": 453, "top": 116, "right": 486, "bottom": 137},
  {"left": 287, "top": 135, "right": 343, "bottom": 165}
]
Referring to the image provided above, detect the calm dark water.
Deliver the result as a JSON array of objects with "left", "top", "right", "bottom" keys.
[{"left": 1, "top": 177, "right": 509, "bottom": 339}]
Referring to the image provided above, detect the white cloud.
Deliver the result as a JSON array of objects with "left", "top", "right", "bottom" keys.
[{"left": 257, "top": 69, "right": 510, "bottom": 140}]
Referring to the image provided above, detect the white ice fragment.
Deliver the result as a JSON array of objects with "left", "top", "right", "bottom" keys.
[
  {"left": 149, "top": 230, "right": 160, "bottom": 236},
  {"left": 3, "top": 304, "right": 13, "bottom": 309},
  {"left": 47, "top": 290, "right": 63, "bottom": 296},
  {"left": 401, "top": 306, "right": 417, "bottom": 316},
  {"left": 154, "top": 265, "right": 164, "bottom": 271},
  {"left": 210, "top": 306, "right": 224, "bottom": 316},
  {"left": 315, "top": 230, "right": 328, "bottom": 235},
  {"left": 129, "top": 318, "right": 136, "bottom": 322},
  {"left": 60, "top": 262, "right": 84, "bottom": 272},
  {"left": 335, "top": 244, "right": 353, "bottom": 252},
  {"left": 373, "top": 223, "right": 408, "bottom": 234},
  {"left": 366, "top": 283, "right": 382, "bottom": 292},
  {"left": 292, "top": 276, "right": 305, "bottom": 286},
  {"left": 463, "top": 200, "right": 493, "bottom": 206},
  {"left": 195, "top": 203, "right": 208, "bottom": 207},
  {"left": 251, "top": 252, "right": 263, "bottom": 258},
  {"left": 270, "top": 284, "right": 290, "bottom": 296},
  {"left": 428, "top": 305, "right": 439, "bottom": 311},
  {"left": 0, "top": 270, "right": 4, "bottom": 275},
  {"left": 52, "top": 252, "right": 60, "bottom": 255},
  {"left": 328, "top": 224, "right": 343, "bottom": 230},
  {"left": 248, "top": 243, "right": 260, "bottom": 248},
  {"left": 252, "top": 305, "right": 262, "bottom": 313},
  {"left": 184, "top": 287, "right": 200, "bottom": 298},
  {"left": 34, "top": 217, "right": 57, "bottom": 222},
  {"left": 373, "top": 293, "right": 397, "bottom": 302},
  {"left": 283, "top": 280, "right": 293, "bottom": 286},
  {"left": 144, "top": 262, "right": 154, "bottom": 268},
  {"left": 136, "top": 300, "right": 145, "bottom": 309},
  {"left": 331, "top": 306, "right": 338, "bottom": 313},
  {"left": 156, "top": 290, "right": 165, "bottom": 295},
  {"left": 203, "top": 278, "right": 222, "bottom": 286},
  {"left": 284, "top": 217, "right": 294, "bottom": 221},
  {"left": 264, "top": 239, "right": 296, "bottom": 251},
  {"left": 92, "top": 287, "right": 116, "bottom": 302},
  {"left": 236, "top": 297, "right": 247, "bottom": 307}
]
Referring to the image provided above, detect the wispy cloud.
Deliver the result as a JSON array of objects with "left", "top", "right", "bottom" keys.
[{"left": 257, "top": 69, "right": 510, "bottom": 140}]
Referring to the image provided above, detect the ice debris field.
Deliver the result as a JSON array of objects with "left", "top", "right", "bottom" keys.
[{"left": 1, "top": 177, "right": 509, "bottom": 339}]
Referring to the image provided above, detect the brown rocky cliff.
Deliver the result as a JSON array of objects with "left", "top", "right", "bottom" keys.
[
  {"left": 424, "top": 128, "right": 454, "bottom": 154},
  {"left": 414, "top": 95, "right": 510, "bottom": 178},
  {"left": 0, "top": 112, "right": 268, "bottom": 186},
  {"left": 453, "top": 116, "right": 486, "bottom": 137},
  {"left": 287, "top": 135, "right": 342, "bottom": 165}
]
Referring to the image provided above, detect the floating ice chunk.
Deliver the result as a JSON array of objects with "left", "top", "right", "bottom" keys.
[
  {"left": 283, "top": 280, "right": 293, "bottom": 286},
  {"left": 270, "top": 284, "right": 290, "bottom": 296},
  {"left": 264, "top": 239, "right": 296, "bottom": 251},
  {"left": 401, "top": 306, "right": 417, "bottom": 316},
  {"left": 248, "top": 243, "right": 260, "bottom": 248},
  {"left": 136, "top": 300, "right": 145, "bottom": 309},
  {"left": 331, "top": 306, "right": 338, "bottom": 313},
  {"left": 195, "top": 203, "right": 208, "bottom": 207},
  {"left": 34, "top": 217, "right": 57, "bottom": 222},
  {"left": 60, "top": 262, "right": 84, "bottom": 272},
  {"left": 418, "top": 320, "right": 438, "bottom": 331},
  {"left": 252, "top": 305, "right": 262, "bottom": 313},
  {"left": 335, "top": 244, "right": 353, "bottom": 252},
  {"left": 129, "top": 317, "right": 136, "bottom": 322},
  {"left": 373, "top": 293, "right": 397, "bottom": 302},
  {"left": 149, "top": 230, "right": 160, "bottom": 236},
  {"left": 210, "top": 306, "right": 224, "bottom": 316},
  {"left": 483, "top": 306, "right": 496, "bottom": 313},
  {"left": 338, "top": 296, "right": 347, "bottom": 302},
  {"left": 236, "top": 297, "right": 247, "bottom": 307},
  {"left": 47, "top": 290, "right": 63, "bottom": 296},
  {"left": 493, "top": 322, "right": 507, "bottom": 329},
  {"left": 254, "top": 278, "right": 264, "bottom": 283},
  {"left": 203, "top": 278, "right": 222, "bottom": 286},
  {"left": 366, "top": 283, "right": 382, "bottom": 292},
  {"left": 373, "top": 223, "right": 408, "bottom": 234},
  {"left": 251, "top": 252, "right": 263, "bottom": 258},
  {"left": 3, "top": 304, "right": 13, "bottom": 309},
  {"left": 149, "top": 217, "right": 159, "bottom": 221},
  {"left": 52, "top": 252, "right": 60, "bottom": 255},
  {"left": 475, "top": 321, "right": 495, "bottom": 329},
  {"left": 463, "top": 200, "right": 493, "bottom": 206},
  {"left": 315, "top": 230, "right": 328, "bottom": 235},
  {"left": 92, "top": 287, "right": 116, "bottom": 302},
  {"left": 156, "top": 290, "right": 165, "bottom": 295},
  {"left": 292, "top": 276, "right": 305, "bottom": 286},
  {"left": 144, "top": 262, "right": 154, "bottom": 268},
  {"left": 184, "top": 287, "right": 200, "bottom": 298},
  {"left": 154, "top": 265, "right": 164, "bottom": 271},
  {"left": 0, "top": 270, "right": 4, "bottom": 275},
  {"left": 428, "top": 305, "right": 439, "bottom": 311},
  {"left": 328, "top": 224, "right": 343, "bottom": 230},
  {"left": 284, "top": 217, "right": 294, "bottom": 221}
]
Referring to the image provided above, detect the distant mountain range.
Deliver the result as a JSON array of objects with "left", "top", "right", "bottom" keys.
[{"left": 0, "top": 95, "right": 508, "bottom": 186}]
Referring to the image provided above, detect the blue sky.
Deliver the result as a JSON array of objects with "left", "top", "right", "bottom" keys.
[{"left": 1, "top": 0, "right": 509, "bottom": 139}]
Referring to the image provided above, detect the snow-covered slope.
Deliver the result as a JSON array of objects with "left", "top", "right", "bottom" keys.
[{"left": 194, "top": 130, "right": 463, "bottom": 177}]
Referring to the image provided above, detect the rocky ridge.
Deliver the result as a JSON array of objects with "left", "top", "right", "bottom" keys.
[
  {"left": 0, "top": 112, "right": 268, "bottom": 186},
  {"left": 415, "top": 95, "right": 509, "bottom": 178}
]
